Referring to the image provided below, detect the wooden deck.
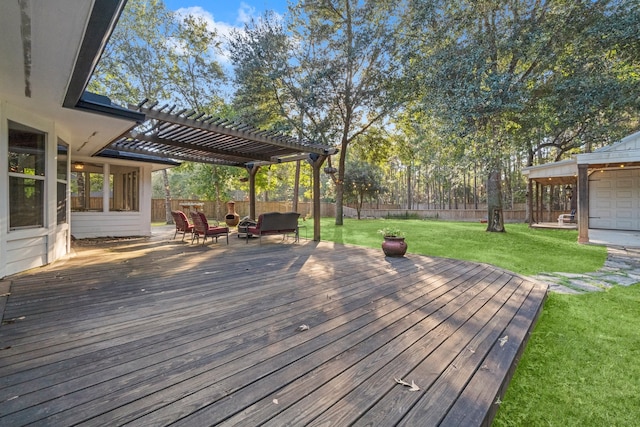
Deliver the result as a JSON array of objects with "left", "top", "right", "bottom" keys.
[{"left": 0, "top": 227, "right": 547, "bottom": 426}]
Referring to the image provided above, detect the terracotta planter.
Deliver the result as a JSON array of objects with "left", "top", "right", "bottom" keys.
[
  {"left": 381, "top": 236, "right": 407, "bottom": 257},
  {"left": 225, "top": 201, "right": 240, "bottom": 227}
]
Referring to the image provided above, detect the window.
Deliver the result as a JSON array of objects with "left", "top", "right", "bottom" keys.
[
  {"left": 110, "top": 165, "right": 139, "bottom": 211},
  {"left": 57, "top": 141, "right": 68, "bottom": 224},
  {"left": 70, "top": 163, "right": 105, "bottom": 211},
  {"left": 70, "top": 163, "right": 139, "bottom": 212},
  {"left": 8, "top": 120, "right": 46, "bottom": 229}
]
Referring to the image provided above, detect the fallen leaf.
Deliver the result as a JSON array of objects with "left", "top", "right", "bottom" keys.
[
  {"left": 273, "top": 399, "right": 279, "bottom": 404},
  {"left": 394, "top": 378, "right": 411, "bottom": 387},
  {"left": 296, "top": 324, "right": 309, "bottom": 332},
  {"left": 394, "top": 378, "right": 420, "bottom": 391},
  {"left": 499, "top": 335, "right": 509, "bottom": 347}
]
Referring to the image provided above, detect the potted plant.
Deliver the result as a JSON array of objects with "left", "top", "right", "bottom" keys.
[{"left": 378, "top": 227, "right": 408, "bottom": 257}]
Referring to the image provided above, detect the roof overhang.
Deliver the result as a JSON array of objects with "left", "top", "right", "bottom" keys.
[
  {"left": 0, "top": 0, "right": 147, "bottom": 160},
  {"left": 98, "top": 101, "right": 338, "bottom": 168},
  {"left": 576, "top": 130, "right": 640, "bottom": 168},
  {"left": 524, "top": 130, "right": 640, "bottom": 184},
  {"left": 522, "top": 158, "right": 578, "bottom": 185}
]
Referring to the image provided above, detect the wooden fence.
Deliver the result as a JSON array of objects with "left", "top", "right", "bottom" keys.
[
  {"left": 154, "top": 199, "right": 565, "bottom": 224},
  {"left": 152, "top": 199, "right": 336, "bottom": 222}
]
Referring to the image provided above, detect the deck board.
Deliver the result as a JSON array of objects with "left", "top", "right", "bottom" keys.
[{"left": 0, "top": 227, "right": 547, "bottom": 426}]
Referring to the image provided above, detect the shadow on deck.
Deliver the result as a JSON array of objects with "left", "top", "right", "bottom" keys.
[{"left": 0, "top": 226, "right": 547, "bottom": 426}]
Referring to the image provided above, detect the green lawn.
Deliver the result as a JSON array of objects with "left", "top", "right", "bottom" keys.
[
  {"left": 493, "top": 286, "right": 640, "bottom": 427},
  {"left": 317, "top": 218, "right": 606, "bottom": 276},
  {"left": 317, "top": 218, "right": 639, "bottom": 426}
]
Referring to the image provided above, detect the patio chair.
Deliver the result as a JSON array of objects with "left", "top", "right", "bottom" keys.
[
  {"left": 246, "top": 212, "right": 300, "bottom": 244},
  {"left": 558, "top": 209, "right": 576, "bottom": 224},
  {"left": 190, "top": 211, "right": 229, "bottom": 246},
  {"left": 171, "top": 210, "right": 194, "bottom": 241}
]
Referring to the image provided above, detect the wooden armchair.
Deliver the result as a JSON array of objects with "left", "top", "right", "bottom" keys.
[
  {"left": 171, "top": 210, "right": 194, "bottom": 241},
  {"left": 190, "top": 211, "right": 229, "bottom": 245}
]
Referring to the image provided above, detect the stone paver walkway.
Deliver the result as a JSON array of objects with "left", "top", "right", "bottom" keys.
[{"left": 533, "top": 246, "right": 640, "bottom": 294}]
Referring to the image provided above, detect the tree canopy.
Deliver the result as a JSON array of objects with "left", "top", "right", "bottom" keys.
[{"left": 94, "top": 0, "right": 639, "bottom": 224}]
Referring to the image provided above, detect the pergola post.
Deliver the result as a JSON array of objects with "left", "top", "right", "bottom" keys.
[
  {"left": 247, "top": 164, "right": 260, "bottom": 220},
  {"left": 310, "top": 154, "right": 327, "bottom": 241},
  {"left": 577, "top": 164, "right": 589, "bottom": 243}
]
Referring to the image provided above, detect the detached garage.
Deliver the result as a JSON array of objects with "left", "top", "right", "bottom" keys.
[
  {"left": 523, "top": 130, "right": 640, "bottom": 245},
  {"left": 589, "top": 168, "right": 640, "bottom": 231}
]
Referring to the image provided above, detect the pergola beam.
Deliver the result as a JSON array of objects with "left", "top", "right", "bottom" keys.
[
  {"left": 122, "top": 131, "right": 274, "bottom": 162},
  {"left": 131, "top": 104, "right": 336, "bottom": 156}
]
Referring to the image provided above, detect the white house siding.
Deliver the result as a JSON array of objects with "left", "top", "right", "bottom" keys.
[
  {"left": 1, "top": 103, "right": 64, "bottom": 277},
  {"left": 1, "top": 102, "right": 154, "bottom": 277},
  {"left": 5, "top": 233, "right": 48, "bottom": 277},
  {"left": 70, "top": 163, "right": 153, "bottom": 239},
  {"left": 589, "top": 168, "right": 640, "bottom": 231},
  {"left": 71, "top": 212, "right": 151, "bottom": 239}
]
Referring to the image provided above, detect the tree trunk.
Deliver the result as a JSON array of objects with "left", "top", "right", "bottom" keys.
[
  {"left": 335, "top": 136, "right": 348, "bottom": 226},
  {"left": 406, "top": 163, "right": 412, "bottom": 210},
  {"left": 335, "top": 181, "right": 344, "bottom": 225},
  {"left": 162, "top": 169, "right": 173, "bottom": 224},
  {"left": 486, "top": 167, "right": 505, "bottom": 232}
]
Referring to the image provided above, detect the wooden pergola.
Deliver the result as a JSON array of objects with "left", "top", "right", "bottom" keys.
[{"left": 99, "top": 100, "right": 338, "bottom": 240}]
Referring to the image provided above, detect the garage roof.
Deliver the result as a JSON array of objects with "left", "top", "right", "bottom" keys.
[
  {"left": 523, "top": 130, "right": 640, "bottom": 184},
  {"left": 99, "top": 100, "right": 338, "bottom": 167}
]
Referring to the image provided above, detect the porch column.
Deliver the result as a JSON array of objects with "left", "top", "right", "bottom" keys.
[
  {"left": 527, "top": 178, "right": 533, "bottom": 225},
  {"left": 536, "top": 182, "right": 542, "bottom": 224},
  {"left": 247, "top": 164, "right": 260, "bottom": 220},
  {"left": 578, "top": 164, "right": 589, "bottom": 243}
]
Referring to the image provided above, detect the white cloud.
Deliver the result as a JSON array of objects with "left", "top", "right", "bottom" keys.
[
  {"left": 237, "top": 2, "right": 257, "bottom": 25},
  {"left": 174, "top": 6, "right": 235, "bottom": 39},
  {"left": 173, "top": 6, "right": 241, "bottom": 65},
  {"left": 172, "top": 4, "right": 283, "bottom": 67}
]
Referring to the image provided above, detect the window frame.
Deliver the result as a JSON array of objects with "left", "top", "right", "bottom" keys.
[{"left": 7, "top": 120, "right": 47, "bottom": 231}]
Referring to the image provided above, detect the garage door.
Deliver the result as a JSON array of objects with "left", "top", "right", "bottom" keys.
[{"left": 589, "top": 168, "right": 640, "bottom": 231}]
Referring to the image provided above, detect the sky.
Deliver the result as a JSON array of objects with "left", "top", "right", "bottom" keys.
[
  {"left": 162, "top": 0, "right": 288, "bottom": 68},
  {"left": 163, "top": 0, "right": 288, "bottom": 33},
  {"left": 156, "top": 1, "right": 289, "bottom": 97}
]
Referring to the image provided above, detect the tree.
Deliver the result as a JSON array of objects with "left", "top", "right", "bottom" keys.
[
  {"left": 230, "top": 2, "right": 407, "bottom": 225},
  {"left": 343, "top": 160, "right": 385, "bottom": 219},
  {"left": 89, "top": 0, "right": 228, "bottom": 222},
  {"left": 403, "top": 0, "right": 639, "bottom": 232},
  {"left": 290, "top": 1, "right": 408, "bottom": 225}
]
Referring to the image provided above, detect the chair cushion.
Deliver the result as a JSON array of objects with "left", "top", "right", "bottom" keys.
[{"left": 206, "top": 226, "right": 228, "bottom": 235}]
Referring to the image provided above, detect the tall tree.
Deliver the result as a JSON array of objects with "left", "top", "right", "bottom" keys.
[
  {"left": 343, "top": 159, "right": 385, "bottom": 219},
  {"left": 230, "top": 2, "right": 407, "bottom": 225},
  {"left": 89, "top": 0, "right": 228, "bottom": 222},
  {"left": 290, "top": 0, "right": 407, "bottom": 225},
  {"left": 403, "top": 0, "right": 639, "bottom": 232}
]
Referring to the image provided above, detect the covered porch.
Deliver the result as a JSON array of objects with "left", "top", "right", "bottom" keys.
[
  {"left": 524, "top": 131, "right": 640, "bottom": 245},
  {"left": 102, "top": 100, "right": 338, "bottom": 241},
  {"left": 0, "top": 227, "right": 547, "bottom": 426}
]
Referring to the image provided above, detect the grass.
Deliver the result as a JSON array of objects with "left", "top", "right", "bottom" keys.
[
  {"left": 493, "top": 286, "right": 640, "bottom": 426},
  {"left": 317, "top": 218, "right": 606, "bottom": 276}
]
